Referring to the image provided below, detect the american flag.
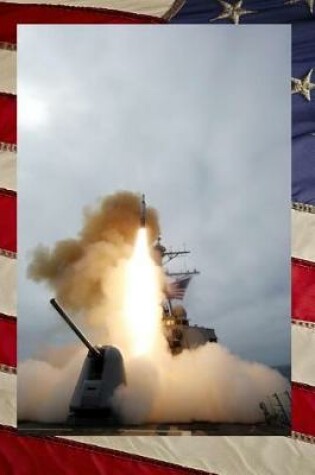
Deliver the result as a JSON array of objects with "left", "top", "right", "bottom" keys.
[
  {"left": 0, "top": 1, "right": 314, "bottom": 473},
  {"left": 166, "top": 276, "right": 191, "bottom": 300}
]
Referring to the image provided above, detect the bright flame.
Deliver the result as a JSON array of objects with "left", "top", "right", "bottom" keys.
[{"left": 123, "top": 228, "right": 161, "bottom": 357}]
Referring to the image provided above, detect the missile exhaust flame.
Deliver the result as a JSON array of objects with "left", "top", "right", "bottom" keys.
[{"left": 123, "top": 227, "right": 161, "bottom": 358}]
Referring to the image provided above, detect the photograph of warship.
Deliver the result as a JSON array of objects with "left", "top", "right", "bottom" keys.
[{"left": 19, "top": 194, "right": 290, "bottom": 436}]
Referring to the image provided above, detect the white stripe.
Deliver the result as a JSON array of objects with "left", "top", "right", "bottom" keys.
[
  {"left": 66, "top": 434, "right": 315, "bottom": 474},
  {"left": 0, "top": 372, "right": 16, "bottom": 426},
  {"left": 0, "top": 49, "right": 16, "bottom": 95},
  {"left": 0, "top": 256, "right": 16, "bottom": 317},
  {"left": 0, "top": 151, "right": 16, "bottom": 191},
  {"left": 1, "top": 0, "right": 175, "bottom": 17},
  {"left": 292, "top": 324, "right": 315, "bottom": 387},
  {"left": 292, "top": 209, "right": 315, "bottom": 262}
]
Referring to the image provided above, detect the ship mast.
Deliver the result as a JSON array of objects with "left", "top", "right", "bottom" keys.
[
  {"left": 155, "top": 236, "right": 200, "bottom": 277},
  {"left": 154, "top": 236, "right": 199, "bottom": 315}
]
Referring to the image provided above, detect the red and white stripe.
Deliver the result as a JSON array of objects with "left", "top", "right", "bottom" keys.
[
  {"left": 0, "top": 0, "right": 185, "bottom": 19},
  {"left": 0, "top": 7, "right": 314, "bottom": 473}
]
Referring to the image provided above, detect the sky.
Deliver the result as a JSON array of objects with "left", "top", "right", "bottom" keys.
[{"left": 18, "top": 25, "right": 291, "bottom": 366}]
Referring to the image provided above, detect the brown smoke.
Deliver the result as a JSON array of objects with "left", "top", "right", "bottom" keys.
[{"left": 28, "top": 191, "right": 159, "bottom": 314}]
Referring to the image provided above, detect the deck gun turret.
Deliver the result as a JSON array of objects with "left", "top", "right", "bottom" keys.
[{"left": 50, "top": 298, "right": 126, "bottom": 426}]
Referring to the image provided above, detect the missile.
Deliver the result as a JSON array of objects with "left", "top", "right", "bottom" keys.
[{"left": 140, "top": 194, "right": 146, "bottom": 227}]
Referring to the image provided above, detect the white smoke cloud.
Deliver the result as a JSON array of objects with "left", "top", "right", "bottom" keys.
[
  {"left": 18, "top": 349, "right": 85, "bottom": 422},
  {"left": 112, "top": 343, "right": 289, "bottom": 424}
]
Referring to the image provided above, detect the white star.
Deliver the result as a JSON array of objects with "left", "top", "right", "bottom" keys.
[
  {"left": 286, "top": 0, "right": 314, "bottom": 14},
  {"left": 210, "top": 1, "right": 255, "bottom": 24},
  {"left": 291, "top": 69, "right": 315, "bottom": 102}
]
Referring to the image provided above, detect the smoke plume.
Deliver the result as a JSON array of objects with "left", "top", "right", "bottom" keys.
[
  {"left": 19, "top": 191, "right": 289, "bottom": 425},
  {"left": 27, "top": 191, "right": 159, "bottom": 315},
  {"left": 112, "top": 344, "right": 288, "bottom": 424}
]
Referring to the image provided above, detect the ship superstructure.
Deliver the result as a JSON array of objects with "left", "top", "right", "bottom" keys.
[{"left": 153, "top": 237, "right": 217, "bottom": 354}]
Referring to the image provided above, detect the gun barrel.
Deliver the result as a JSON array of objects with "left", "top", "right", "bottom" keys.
[{"left": 50, "top": 298, "right": 101, "bottom": 358}]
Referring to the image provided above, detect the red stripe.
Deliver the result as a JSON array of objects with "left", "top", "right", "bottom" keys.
[
  {"left": 0, "top": 94, "right": 16, "bottom": 145},
  {"left": 292, "top": 258, "right": 315, "bottom": 323},
  {"left": 0, "top": 315, "right": 16, "bottom": 368},
  {"left": 292, "top": 382, "right": 315, "bottom": 437},
  {"left": 0, "top": 426, "right": 211, "bottom": 475},
  {"left": 0, "top": 190, "right": 16, "bottom": 253},
  {"left": 0, "top": 2, "right": 164, "bottom": 44}
]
